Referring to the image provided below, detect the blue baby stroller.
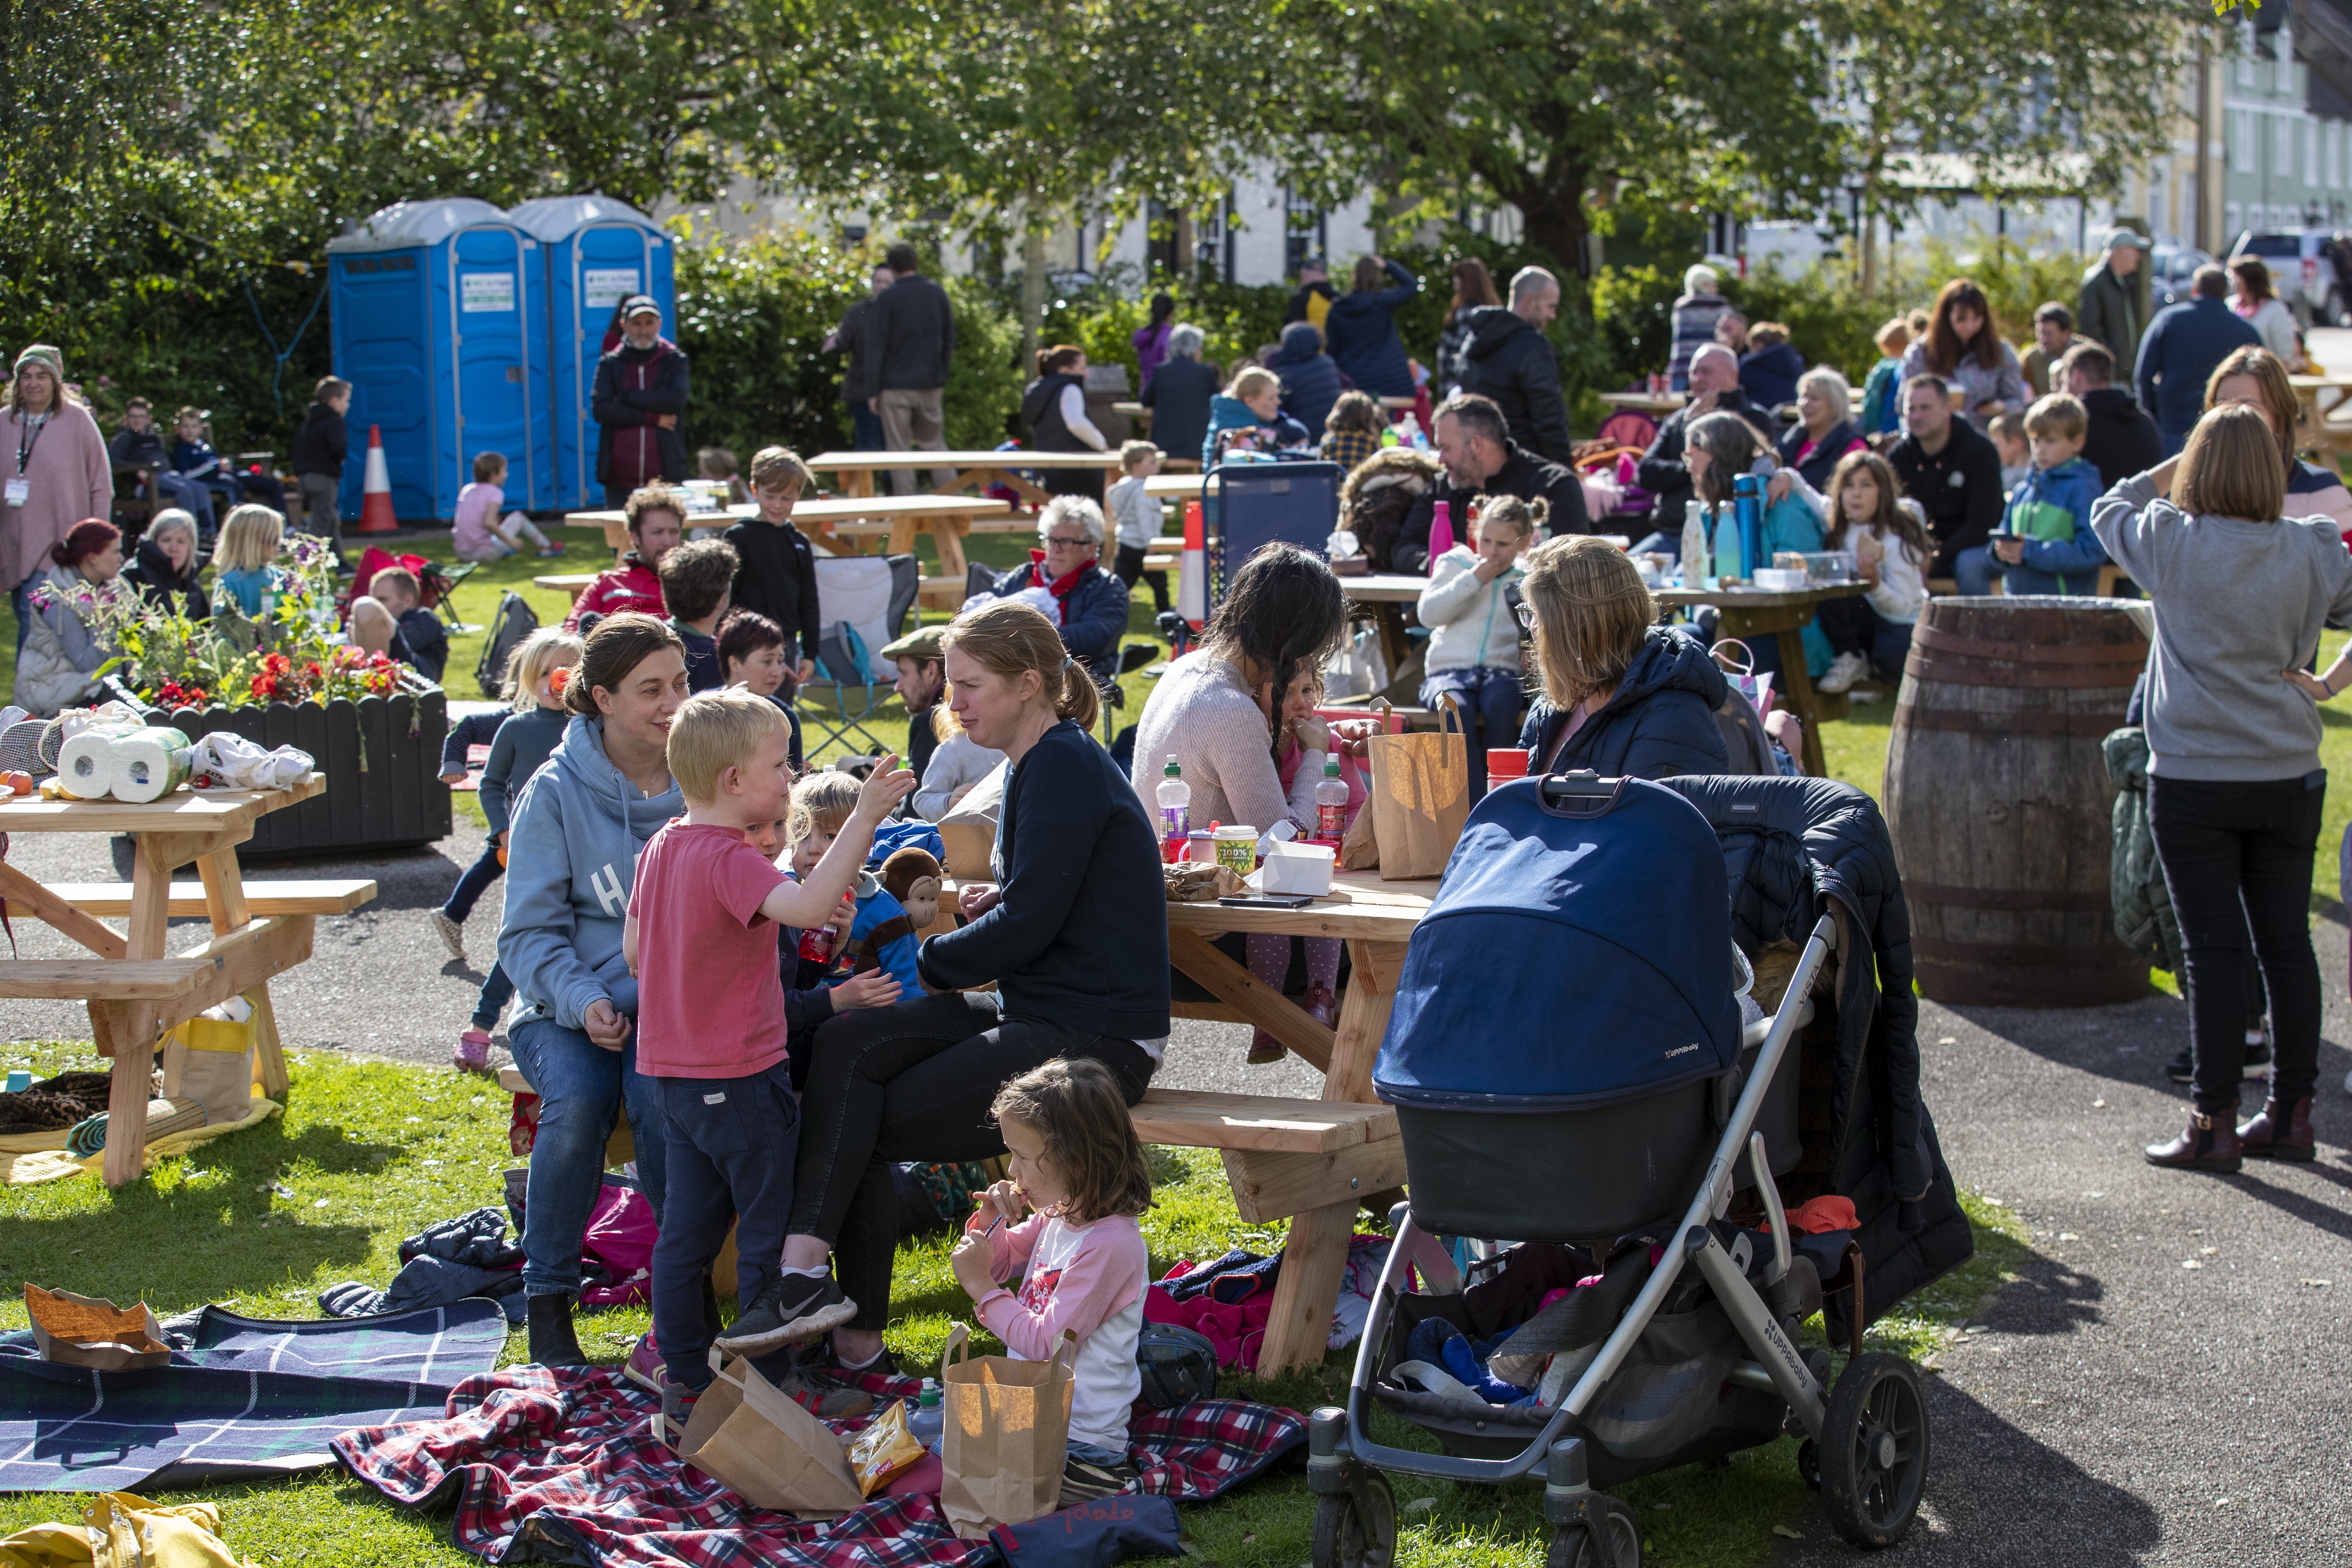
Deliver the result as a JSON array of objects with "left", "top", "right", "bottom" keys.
[{"left": 1307, "top": 771, "right": 1933, "bottom": 1565}]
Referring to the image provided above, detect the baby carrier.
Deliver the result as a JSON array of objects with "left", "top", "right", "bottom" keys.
[{"left": 1311, "top": 772, "right": 1935, "bottom": 1566}]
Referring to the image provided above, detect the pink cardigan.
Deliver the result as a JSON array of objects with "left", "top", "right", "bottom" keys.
[{"left": 2, "top": 401, "right": 113, "bottom": 591}]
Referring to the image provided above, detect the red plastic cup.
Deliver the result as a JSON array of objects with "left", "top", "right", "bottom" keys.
[{"left": 1487, "top": 749, "right": 1531, "bottom": 791}]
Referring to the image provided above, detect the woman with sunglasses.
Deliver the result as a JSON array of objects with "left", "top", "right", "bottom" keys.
[{"left": 1516, "top": 534, "right": 1731, "bottom": 778}]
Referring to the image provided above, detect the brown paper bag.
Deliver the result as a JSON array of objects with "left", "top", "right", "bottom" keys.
[
  {"left": 939, "top": 1323, "right": 1080, "bottom": 1538},
  {"left": 1360, "top": 692, "right": 1469, "bottom": 880},
  {"left": 25, "top": 1284, "right": 171, "bottom": 1369},
  {"left": 936, "top": 761, "right": 1008, "bottom": 879},
  {"left": 675, "top": 1351, "right": 867, "bottom": 1517}
]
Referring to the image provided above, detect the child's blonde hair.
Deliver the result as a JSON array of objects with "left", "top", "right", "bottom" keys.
[
  {"left": 667, "top": 686, "right": 790, "bottom": 805},
  {"left": 787, "top": 769, "right": 861, "bottom": 845},
  {"left": 502, "top": 626, "right": 584, "bottom": 713},
  {"left": 1476, "top": 493, "right": 1547, "bottom": 542},
  {"left": 1225, "top": 365, "right": 1279, "bottom": 403},
  {"left": 1118, "top": 439, "right": 1160, "bottom": 474},
  {"left": 990, "top": 1057, "right": 1153, "bottom": 1223},
  {"left": 214, "top": 505, "right": 285, "bottom": 574},
  {"left": 1872, "top": 318, "right": 1911, "bottom": 357},
  {"left": 749, "top": 445, "right": 813, "bottom": 495},
  {"left": 2024, "top": 392, "right": 2087, "bottom": 444}
]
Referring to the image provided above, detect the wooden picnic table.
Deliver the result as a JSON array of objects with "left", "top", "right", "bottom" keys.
[
  {"left": 1652, "top": 581, "right": 1870, "bottom": 776},
  {"left": 2288, "top": 372, "right": 2352, "bottom": 454},
  {"left": 1598, "top": 391, "right": 1688, "bottom": 415},
  {"left": 562, "top": 494, "right": 1019, "bottom": 582},
  {"left": 0, "top": 776, "right": 374, "bottom": 1187},
  {"left": 805, "top": 449, "right": 1127, "bottom": 509}
]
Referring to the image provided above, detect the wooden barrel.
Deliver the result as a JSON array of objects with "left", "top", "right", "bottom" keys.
[{"left": 1883, "top": 596, "right": 2150, "bottom": 1006}]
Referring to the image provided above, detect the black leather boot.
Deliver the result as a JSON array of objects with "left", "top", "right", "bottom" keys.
[
  {"left": 2144, "top": 1108, "right": 2243, "bottom": 1173},
  {"left": 526, "top": 1292, "right": 588, "bottom": 1368}
]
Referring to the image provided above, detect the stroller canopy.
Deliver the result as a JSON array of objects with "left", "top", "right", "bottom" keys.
[{"left": 1375, "top": 775, "right": 1741, "bottom": 1112}]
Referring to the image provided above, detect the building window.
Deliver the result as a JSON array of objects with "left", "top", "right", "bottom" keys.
[
  {"left": 2278, "top": 113, "right": 2296, "bottom": 174},
  {"left": 2235, "top": 109, "right": 2256, "bottom": 172},
  {"left": 2333, "top": 124, "right": 2344, "bottom": 190},
  {"left": 2308, "top": 124, "right": 2321, "bottom": 188},
  {"left": 2226, "top": 200, "right": 2243, "bottom": 237},
  {"left": 2238, "top": 21, "right": 2256, "bottom": 85},
  {"left": 1282, "top": 188, "right": 1326, "bottom": 279},
  {"left": 1195, "top": 190, "right": 1233, "bottom": 283}
]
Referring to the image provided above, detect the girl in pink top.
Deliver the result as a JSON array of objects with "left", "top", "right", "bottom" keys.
[
  {"left": 1242, "top": 667, "right": 1355, "bottom": 1059},
  {"left": 452, "top": 451, "right": 562, "bottom": 561},
  {"left": 952, "top": 1058, "right": 1154, "bottom": 1503}
]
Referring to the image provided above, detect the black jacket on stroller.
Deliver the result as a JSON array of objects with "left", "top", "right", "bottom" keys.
[{"left": 1662, "top": 774, "right": 1974, "bottom": 1338}]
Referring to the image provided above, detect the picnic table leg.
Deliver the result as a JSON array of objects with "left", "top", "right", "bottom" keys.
[
  {"left": 1770, "top": 622, "right": 1828, "bottom": 778},
  {"left": 96, "top": 833, "right": 184, "bottom": 1187},
  {"left": 1253, "top": 937, "right": 1410, "bottom": 1372},
  {"left": 843, "top": 469, "right": 874, "bottom": 499},
  {"left": 931, "top": 517, "right": 971, "bottom": 582},
  {"left": 198, "top": 848, "right": 288, "bottom": 1097}
]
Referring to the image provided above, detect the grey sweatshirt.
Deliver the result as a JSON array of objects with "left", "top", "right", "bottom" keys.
[{"left": 2092, "top": 472, "right": 2352, "bottom": 781}]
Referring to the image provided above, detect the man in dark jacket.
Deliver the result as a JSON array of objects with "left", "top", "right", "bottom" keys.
[
  {"left": 289, "top": 375, "right": 350, "bottom": 558},
  {"left": 1888, "top": 375, "right": 2004, "bottom": 586},
  {"left": 1457, "top": 266, "right": 1574, "bottom": 465},
  {"left": 1283, "top": 257, "right": 1335, "bottom": 331},
  {"left": 1636, "top": 345, "right": 1751, "bottom": 532},
  {"left": 2135, "top": 265, "right": 2261, "bottom": 453},
  {"left": 2077, "top": 230, "right": 2149, "bottom": 379},
  {"left": 1274, "top": 321, "right": 1342, "bottom": 437},
  {"left": 590, "top": 296, "right": 690, "bottom": 508},
  {"left": 2062, "top": 341, "right": 2164, "bottom": 491},
  {"left": 1140, "top": 325, "right": 1217, "bottom": 469},
  {"left": 1397, "top": 393, "right": 1589, "bottom": 572},
  {"left": 108, "top": 398, "right": 208, "bottom": 531},
  {"left": 865, "top": 242, "right": 956, "bottom": 495},
  {"left": 1519, "top": 625, "right": 1730, "bottom": 777},
  {"left": 824, "top": 263, "right": 894, "bottom": 450}
]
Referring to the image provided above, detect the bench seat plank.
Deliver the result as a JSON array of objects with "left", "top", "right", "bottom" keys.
[
  {"left": 6, "top": 880, "right": 377, "bottom": 919},
  {"left": 1128, "top": 1087, "right": 1396, "bottom": 1154},
  {"left": 0, "top": 959, "right": 214, "bottom": 1000}
]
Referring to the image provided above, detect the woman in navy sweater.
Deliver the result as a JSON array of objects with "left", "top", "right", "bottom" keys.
[{"left": 734, "top": 600, "right": 1170, "bottom": 1369}]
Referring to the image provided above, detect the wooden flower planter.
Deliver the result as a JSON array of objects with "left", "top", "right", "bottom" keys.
[{"left": 136, "top": 689, "right": 452, "bottom": 856}]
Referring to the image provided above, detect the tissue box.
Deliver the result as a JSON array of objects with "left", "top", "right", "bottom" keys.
[
  {"left": 1753, "top": 567, "right": 1808, "bottom": 592},
  {"left": 1260, "top": 841, "right": 1335, "bottom": 895}
]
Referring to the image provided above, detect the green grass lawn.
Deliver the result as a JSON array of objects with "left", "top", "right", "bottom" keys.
[{"left": 0, "top": 1034, "right": 2025, "bottom": 1566}]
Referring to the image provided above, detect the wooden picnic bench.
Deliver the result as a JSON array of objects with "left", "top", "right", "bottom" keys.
[
  {"left": 0, "top": 778, "right": 372, "bottom": 1186},
  {"left": 806, "top": 450, "right": 1127, "bottom": 510},
  {"left": 563, "top": 494, "right": 1020, "bottom": 585}
]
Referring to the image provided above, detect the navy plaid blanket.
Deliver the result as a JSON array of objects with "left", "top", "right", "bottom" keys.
[
  {"left": 0, "top": 1299, "right": 508, "bottom": 1492},
  {"left": 334, "top": 1364, "right": 1305, "bottom": 1568}
]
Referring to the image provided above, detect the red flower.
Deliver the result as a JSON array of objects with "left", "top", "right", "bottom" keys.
[{"left": 263, "top": 652, "right": 291, "bottom": 676}]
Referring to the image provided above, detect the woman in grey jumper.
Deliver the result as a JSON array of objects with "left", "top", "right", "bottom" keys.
[{"left": 2093, "top": 404, "right": 2352, "bottom": 1171}]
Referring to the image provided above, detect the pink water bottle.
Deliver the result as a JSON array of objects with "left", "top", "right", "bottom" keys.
[{"left": 1427, "top": 499, "right": 1454, "bottom": 576}]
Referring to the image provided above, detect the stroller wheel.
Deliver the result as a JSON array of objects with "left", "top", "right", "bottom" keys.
[
  {"left": 1795, "top": 1437, "right": 1821, "bottom": 1489},
  {"left": 1547, "top": 1496, "right": 1640, "bottom": 1568},
  {"left": 1311, "top": 1473, "right": 1396, "bottom": 1568},
  {"left": 1819, "top": 1353, "right": 1931, "bottom": 1548}
]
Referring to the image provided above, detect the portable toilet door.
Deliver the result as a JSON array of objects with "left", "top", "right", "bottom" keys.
[
  {"left": 508, "top": 195, "right": 675, "bottom": 511},
  {"left": 325, "top": 198, "right": 546, "bottom": 522}
]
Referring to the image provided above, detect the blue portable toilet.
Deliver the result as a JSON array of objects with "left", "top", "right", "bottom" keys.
[
  {"left": 506, "top": 196, "right": 676, "bottom": 511},
  {"left": 324, "top": 199, "right": 551, "bottom": 522}
]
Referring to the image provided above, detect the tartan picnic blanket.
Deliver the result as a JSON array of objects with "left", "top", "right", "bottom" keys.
[
  {"left": 0, "top": 1299, "right": 508, "bottom": 1492},
  {"left": 334, "top": 1364, "right": 1306, "bottom": 1568}
]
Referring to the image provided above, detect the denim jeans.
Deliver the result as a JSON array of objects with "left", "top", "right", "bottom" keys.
[
  {"left": 153, "top": 471, "right": 210, "bottom": 533},
  {"left": 788, "top": 992, "right": 1155, "bottom": 1330},
  {"left": 10, "top": 576, "right": 30, "bottom": 659},
  {"left": 851, "top": 405, "right": 887, "bottom": 450},
  {"left": 444, "top": 837, "right": 505, "bottom": 923},
  {"left": 508, "top": 1015, "right": 669, "bottom": 1296},
  {"left": 1814, "top": 594, "right": 1914, "bottom": 679},
  {"left": 1421, "top": 666, "right": 1527, "bottom": 797},
  {"left": 652, "top": 1061, "right": 799, "bottom": 1390},
  {"left": 2148, "top": 772, "right": 2325, "bottom": 1112},
  {"left": 1952, "top": 545, "right": 1998, "bottom": 597},
  {"left": 471, "top": 962, "right": 516, "bottom": 1032}
]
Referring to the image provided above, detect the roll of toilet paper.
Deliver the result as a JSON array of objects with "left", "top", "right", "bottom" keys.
[
  {"left": 110, "top": 727, "right": 193, "bottom": 804},
  {"left": 54, "top": 731, "right": 121, "bottom": 800}
]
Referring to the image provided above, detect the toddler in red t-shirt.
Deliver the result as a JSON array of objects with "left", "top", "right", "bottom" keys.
[{"left": 622, "top": 687, "right": 913, "bottom": 1421}]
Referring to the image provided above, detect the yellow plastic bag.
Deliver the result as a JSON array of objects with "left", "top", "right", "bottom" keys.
[{"left": 0, "top": 1490, "right": 252, "bottom": 1568}]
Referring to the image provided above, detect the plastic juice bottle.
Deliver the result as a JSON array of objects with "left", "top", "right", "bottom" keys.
[
  {"left": 1681, "top": 499, "right": 1711, "bottom": 586},
  {"left": 1314, "top": 754, "right": 1349, "bottom": 842},
  {"left": 1427, "top": 499, "right": 1455, "bottom": 576},
  {"left": 909, "top": 1381, "right": 943, "bottom": 1451},
  {"left": 1156, "top": 754, "right": 1189, "bottom": 859}
]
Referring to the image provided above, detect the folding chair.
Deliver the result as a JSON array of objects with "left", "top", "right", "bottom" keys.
[
  {"left": 1207, "top": 460, "right": 1343, "bottom": 605},
  {"left": 800, "top": 553, "right": 919, "bottom": 760},
  {"left": 475, "top": 591, "right": 539, "bottom": 699}
]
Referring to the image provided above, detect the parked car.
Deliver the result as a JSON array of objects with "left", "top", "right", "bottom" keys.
[
  {"left": 2228, "top": 229, "right": 2342, "bottom": 326},
  {"left": 2149, "top": 243, "right": 2211, "bottom": 310}
]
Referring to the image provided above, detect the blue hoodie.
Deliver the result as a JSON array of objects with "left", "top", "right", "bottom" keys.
[
  {"left": 1201, "top": 394, "right": 1311, "bottom": 468},
  {"left": 1996, "top": 454, "right": 2105, "bottom": 594},
  {"left": 499, "top": 714, "right": 686, "bottom": 1029}
]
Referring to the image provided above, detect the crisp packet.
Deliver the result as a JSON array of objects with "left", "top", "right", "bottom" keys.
[{"left": 847, "top": 1397, "right": 927, "bottom": 1497}]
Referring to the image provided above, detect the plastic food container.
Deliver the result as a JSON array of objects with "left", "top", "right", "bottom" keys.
[
  {"left": 1753, "top": 567, "right": 1808, "bottom": 592},
  {"left": 1487, "top": 749, "right": 1531, "bottom": 790},
  {"left": 1213, "top": 824, "right": 1259, "bottom": 875},
  {"left": 1260, "top": 840, "right": 1335, "bottom": 895}
]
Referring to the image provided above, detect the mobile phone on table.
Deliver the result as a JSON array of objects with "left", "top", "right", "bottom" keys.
[{"left": 1216, "top": 894, "right": 1315, "bottom": 910}]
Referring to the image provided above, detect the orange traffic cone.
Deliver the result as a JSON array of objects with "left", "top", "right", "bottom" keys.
[
  {"left": 356, "top": 424, "right": 398, "bottom": 534},
  {"left": 1178, "top": 498, "right": 1206, "bottom": 628}
]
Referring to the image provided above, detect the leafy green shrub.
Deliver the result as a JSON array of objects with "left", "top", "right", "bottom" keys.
[
  {"left": 673, "top": 229, "right": 872, "bottom": 461},
  {"left": 942, "top": 274, "right": 1027, "bottom": 450}
]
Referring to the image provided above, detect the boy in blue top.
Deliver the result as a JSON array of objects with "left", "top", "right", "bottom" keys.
[{"left": 1987, "top": 392, "right": 2107, "bottom": 595}]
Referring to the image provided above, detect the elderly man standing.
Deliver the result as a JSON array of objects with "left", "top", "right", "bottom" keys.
[
  {"left": 2135, "top": 264, "right": 2261, "bottom": 454},
  {"left": 1395, "top": 393, "right": 1588, "bottom": 573},
  {"left": 867, "top": 242, "right": 957, "bottom": 496},
  {"left": 1456, "top": 265, "right": 1574, "bottom": 465},
  {"left": 1635, "top": 343, "right": 1754, "bottom": 539},
  {"left": 589, "top": 294, "right": 689, "bottom": 509},
  {"left": 2077, "top": 230, "right": 2149, "bottom": 381}
]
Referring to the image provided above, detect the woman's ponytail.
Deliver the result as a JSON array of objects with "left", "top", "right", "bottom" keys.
[{"left": 1056, "top": 656, "right": 1102, "bottom": 733}]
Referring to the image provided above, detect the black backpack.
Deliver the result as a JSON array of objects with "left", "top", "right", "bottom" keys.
[
  {"left": 1135, "top": 1321, "right": 1218, "bottom": 1409},
  {"left": 476, "top": 591, "right": 539, "bottom": 699}
]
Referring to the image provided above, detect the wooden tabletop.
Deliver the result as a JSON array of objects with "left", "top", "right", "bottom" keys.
[
  {"left": 0, "top": 773, "right": 325, "bottom": 834},
  {"left": 806, "top": 450, "right": 1126, "bottom": 471},
  {"left": 1651, "top": 581, "right": 1870, "bottom": 609},
  {"left": 1599, "top": 391, "right": 1688, "bottom": 413},
  {"left": 1339, "top": 573, "right": 1430, "bottom": 603},
  {"left": 563, "top": 495, "right": 1017, "bottom": 530},
  {"left": 1165, "top": 868, "right": 1434, "bottom": 941}
]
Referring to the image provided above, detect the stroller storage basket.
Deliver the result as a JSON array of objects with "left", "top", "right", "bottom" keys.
[{"left": 1398, "top": 1084, "right": 1712, "bottom": 1242}]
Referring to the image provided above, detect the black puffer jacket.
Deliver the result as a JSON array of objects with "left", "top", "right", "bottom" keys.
[
  {"left": 1519, "top": 626, "right": 1730, "bottom": 778},
  {"left": 1660, "top": 773, "right": 1974, "bottom": 1338},
  {"left": 1457, "top": 305, "right": 1575, "bottom": 464}
]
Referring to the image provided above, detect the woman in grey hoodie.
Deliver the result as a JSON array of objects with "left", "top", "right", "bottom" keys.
[
  {"left": 2093, "top": 404, "right": 2352, "bottom": 1174},
  {"left": 498, "top": 614, "right": 689, "bottom": 1366}
]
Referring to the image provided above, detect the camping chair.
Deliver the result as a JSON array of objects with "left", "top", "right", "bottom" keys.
[
  {"left": 475, "top": 591, "right": 539, "bottom": 699},
  {"left": 801, "top": 553, "right": 919, "bottom": 760},
  {"left": 1207, "top": 460, "right": 1343, "bottom": 604}
]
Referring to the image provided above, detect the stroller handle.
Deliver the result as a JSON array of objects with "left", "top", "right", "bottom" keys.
[{"left": 1336, "top": 912, "right": 1840, "bottom": 1485}]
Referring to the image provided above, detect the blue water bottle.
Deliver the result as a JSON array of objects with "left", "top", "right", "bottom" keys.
[
  {"left": 1733, "top": 473, "right": 1765, "bottom": 585},
  {"left": 1711, "top": 504, "right": 1743, "bottom": 583}
]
